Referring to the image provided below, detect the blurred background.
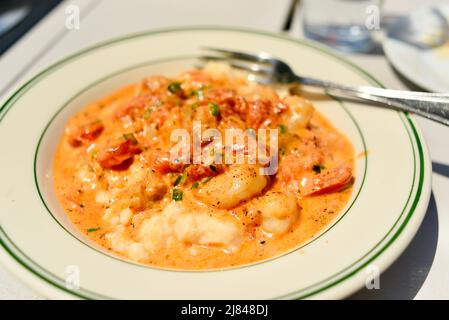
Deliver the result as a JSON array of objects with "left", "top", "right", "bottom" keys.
[
  {"left": 0, "top": 0, "right": 62, "bottom": 55},
  {"left": 1, "top": 0, "right": 447, "bottom": 55}
]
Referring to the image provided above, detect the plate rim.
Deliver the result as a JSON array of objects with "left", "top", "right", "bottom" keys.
[{"left": 0, "top": 26, "right": 431, "bottom": 300}]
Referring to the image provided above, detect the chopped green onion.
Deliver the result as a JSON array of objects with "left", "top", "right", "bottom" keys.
[
  {"left": 172, "top": 188, "right": 183, "bottom": 201},
  {"left": 190, "top": 102, "right": 199, "bottom": 110},
  {"left": 123, "top": 133, "right": 138, "bottom": 144},
  {"left": 279, "top": 124, "right": 287, "bottom": 134},
  {"left": 168, "top": 81, "right": 182, "bottom": 94},
  {"left": 201, "top": 177, "right": 212, "bottom": 184},
  {"left": 191, "top": 182, "right": 200, "bottom": 189},
  {"left": 208, "top": 102, "right": 220, "bottom": 117},
  {"left": 174, "top": 172, "right": 187, "bottom": 186},
  {"left": 144, "top": 107, "right": 153, "bottom": 119},
  {"left": 87, "top": 227, "right": 100, "bottom": 233}
]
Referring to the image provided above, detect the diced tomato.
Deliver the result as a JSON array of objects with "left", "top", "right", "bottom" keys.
[
  {"left": 69, "top": 122, "right": 104, "bottom": 147},
  {"left": 97, "top": 139, "right": 142, "bottom": 169},
  {"left": 205, "top": 89, "right": 246, "bottom": 117},
  {"left": 246, "top": 100, "right": 273, "bottom": 128},
  {"left": 302, "top": 165, "right": 353, "bottom": 196},
  {"left": 151, "top": 152, "right": 186, "bottom": 174},
  {"left": 230, "top": 99, "right": 284, "bottom": 129},
  {"left": 202, "top": 88, "right": 288, "bottom": 129},
  {"left": 150, "top": 150, "right": 224, "bottom": 181}
]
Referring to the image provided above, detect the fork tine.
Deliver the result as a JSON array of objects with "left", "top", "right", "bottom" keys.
[
  {"left": 199, "top": 55, "right": 272, "bottom": 74},
  {"left": 201, "top": 47, "right": 273, "bottom": 64}
]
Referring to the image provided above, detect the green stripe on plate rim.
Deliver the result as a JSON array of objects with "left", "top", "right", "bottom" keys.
[{"left": 0, "top": 26, "right": 425, "bottom": 300}]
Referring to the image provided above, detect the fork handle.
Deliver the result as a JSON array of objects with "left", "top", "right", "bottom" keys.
[{"left": 296, "top": 76, "right": 449, "bottom": 126}]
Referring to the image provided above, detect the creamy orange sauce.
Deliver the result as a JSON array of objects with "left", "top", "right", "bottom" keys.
[{"left": 54, "top": 64, "right": 354, "bottom": 269}]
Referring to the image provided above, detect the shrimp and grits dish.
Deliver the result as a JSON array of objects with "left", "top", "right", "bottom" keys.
[{"left": 54, "top": 63, "right": 355, "bottom": 269}]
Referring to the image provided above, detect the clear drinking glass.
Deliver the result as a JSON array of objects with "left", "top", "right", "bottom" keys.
[{"left": 301, "top": 0, "right": 381, "bottom": 53}]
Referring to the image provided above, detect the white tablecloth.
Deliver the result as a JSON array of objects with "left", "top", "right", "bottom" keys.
[{"left": 0, "top": 0, "right": 448, "bottom": 299}]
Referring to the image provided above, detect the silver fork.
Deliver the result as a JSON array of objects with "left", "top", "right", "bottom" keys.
[{"left": 200, "top": 47, "right": 449, "bottom": 126}]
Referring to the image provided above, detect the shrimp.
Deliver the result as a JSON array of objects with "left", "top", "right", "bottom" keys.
[
  {"left": 278, "top": 134, "right": 324, "bottom": 188},
  {"left": 281, "top": 95, "right": 314, "bottom": 131},
  {"left": 194, "top": 164, "right": 268, "bottom": 209},
  {"left": 252, "top": 191, "right": 300, "bottom": 234},
  {"left": 301, "top": 165, "right": 353, "bottom": 196}
]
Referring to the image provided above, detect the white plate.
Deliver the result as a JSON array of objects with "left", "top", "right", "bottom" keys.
[
  {"left": 0, "top": 27, "right": 431, "bottom": 299},
  {"left": 383, "top": 4, "right": 449, "bottom": 93}
]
